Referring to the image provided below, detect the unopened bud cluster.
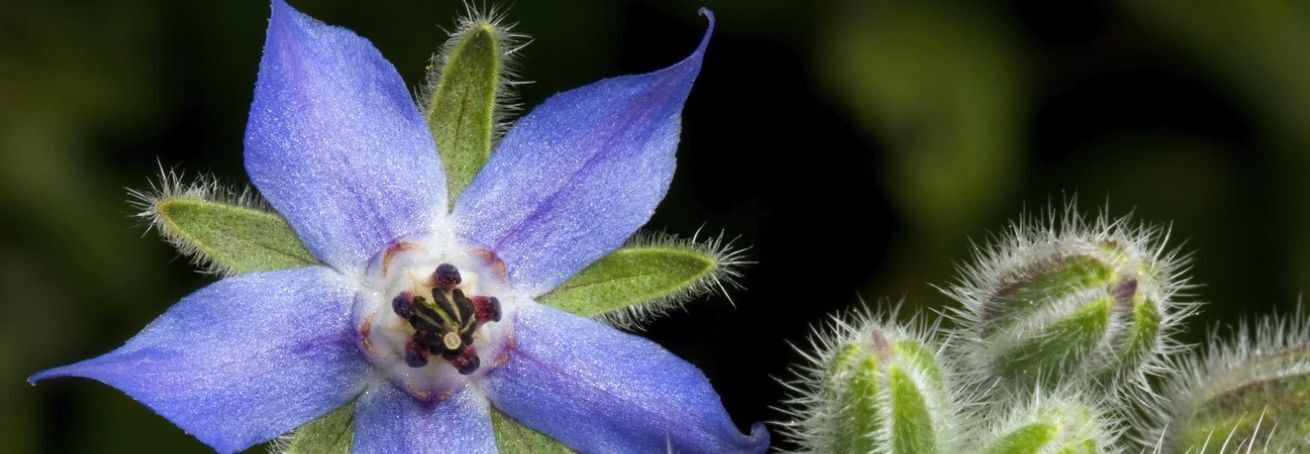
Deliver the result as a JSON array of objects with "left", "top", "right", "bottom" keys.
[{"left": 774, "top": 208, "right": 1310, "bottom": 453}]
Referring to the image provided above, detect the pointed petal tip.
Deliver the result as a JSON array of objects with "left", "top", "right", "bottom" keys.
[
  {"left": 697, "top": 7, "right": 715, "bottom": 47},
  {"left": 268, "top": 0, "right": 294, "bottom": 22},
  {"left": 744, "top": 422, "right": 771, "bottom": 452},
  {"left": 27, "top": 362, "right": 77, "bottom": 386},
  {"left": 26, "top": 371, "right": 47, "bottom": 386},
  {"left": 687, "top": 7, "right": 715, "bottom": 66}
]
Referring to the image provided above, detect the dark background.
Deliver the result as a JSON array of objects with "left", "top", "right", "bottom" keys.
[{"left": 5, "top": 0, "right": 1308, "bottom": 452}]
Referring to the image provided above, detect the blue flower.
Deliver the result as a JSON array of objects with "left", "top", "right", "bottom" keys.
[{"left": 30, "top": 2, "right": 769, "bottom": 453}]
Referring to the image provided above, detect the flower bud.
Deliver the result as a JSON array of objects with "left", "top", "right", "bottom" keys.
[
  {"left": 779, "top": 307, "right": 964, "bottom": 453},
  {"left": 946, "top": 210, "right": 1194, "bottom": 390},
  {"left": 978, "top": 388, "right": 1118, "bottom": 454},
  {"left": 1144, "top": 310, "right": 1310, "bottom": 452}
]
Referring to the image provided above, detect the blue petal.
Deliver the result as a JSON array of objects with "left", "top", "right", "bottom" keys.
[
  {"left": 29, "top": 267, "right": 369, "bottom": 453},
  {"left": 353, "top": 380, "right": 495, "bottom": 453},
  {"left": 453, "top": 10, "right": 715, "bottom": 295},
  {"left": 485, "top": 301, "right": 768, "bottom": 453},
  {"left": 245, "top": 0, "right": 446, "bottom": 274}
]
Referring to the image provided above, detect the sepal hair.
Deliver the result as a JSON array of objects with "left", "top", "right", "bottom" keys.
[
  {"left": 127, "top": 165, "right": 275, "bottom": 276},
  {"left": 418, "top": 1, "right": 530, "bottom": 143}
]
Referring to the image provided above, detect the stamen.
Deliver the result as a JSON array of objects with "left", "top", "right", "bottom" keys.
[
  {"left": 473, "top": 296, "right": 502, "bottom": 322},
  {"left": 450, "top": 347, "right": 481, "bottom": 375},
  {"left": 434, "top": 263, "right": 462, "bottom": 288},
  {"left": 404, "top": 339, "right": 429, "bottom": 368},
  {"left": 392, "top": 291, "right": 415, "bottom": 318}
]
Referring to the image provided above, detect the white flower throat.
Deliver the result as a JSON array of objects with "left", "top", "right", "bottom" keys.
[{"left": 354, "top": 236, "right": 516, "bottom": 400}]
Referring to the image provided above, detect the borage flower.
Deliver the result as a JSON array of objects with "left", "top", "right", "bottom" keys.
[{"left": 30, "top": 2, "right": 768, "bottom": 453}]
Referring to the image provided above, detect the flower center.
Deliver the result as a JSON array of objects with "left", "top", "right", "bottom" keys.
[
  {"left": 390, "top": 263, "right": 501, "bottom": 374},
  {"left": 353, "top": 236, "right": 516, "bottom": 400}
]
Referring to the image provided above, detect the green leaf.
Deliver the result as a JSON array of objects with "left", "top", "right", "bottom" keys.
[
  {"left": 152, "top": 196, "right": 317, "bottom": 274},
  {"left": 426, "top": 20, "right": 502, "bottom": 203},
  {"left": 280, "top": 402, "right": 354, "bottom": 454},
  {"left": 491, "top": 408, "right": 572, "bottom": 453},
  {"left": 536, "top": 235, "right": 741, "bottom": 326}
]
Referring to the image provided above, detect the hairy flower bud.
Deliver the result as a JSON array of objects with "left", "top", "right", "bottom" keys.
[
  {"left": 1142, "top": 309, "right": 1310, "bottom": 452},
  {"left": 778, "top": 307, "right": 964, "bottom": 453},
  {"left": 976, "top": 387, "right": 1119, "bottom": 454},
  {"left": 946, "top": 209, "right": 1194, "bottom": 391}
]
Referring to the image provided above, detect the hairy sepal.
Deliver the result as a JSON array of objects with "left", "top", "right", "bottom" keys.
[
  {"left": 420, "top": 5, "right": 527, "bottom": 203},
  {"left": 538, "top": 230, "right": 750, "bottom": 329},
  {"left": 130, "top": 168, "right": 317, "bottom": 276},
  {"left": 1141, "top": 308, "right": 1310, "bottom": 453}
]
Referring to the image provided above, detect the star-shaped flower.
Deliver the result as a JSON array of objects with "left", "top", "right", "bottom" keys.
[{"left": 30, "top": 2, "right": 768, "bottom": 452}]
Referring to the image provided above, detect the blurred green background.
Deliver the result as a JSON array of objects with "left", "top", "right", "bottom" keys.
[{"left": 5, "top": 0, "right": 1309, "bottom": 452}]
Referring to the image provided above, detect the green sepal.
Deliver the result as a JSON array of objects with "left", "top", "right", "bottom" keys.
[
  {"left": 537, "top": 235, "right": 740, "bottom": 326},
  {"left": 1176, "top": 342, "right": 1310, "bottom": 453},
  {"left": 987, "top": 255, "right": 1114, "bottom": 333},
  {"left": 1180, "top": 373, "right": 1310, "bottom": 452},
  {"left": 981, "top": 395, "right": 1105, "bottom": 454},
  {"left": 279, "top": 402, "right": 354, "bottom": 454},
  {"left": 982, "top": 423, "right": 1057, "bottom": 454},
  {"left": 993, "top": 297, "right": 1113, "bottom": 385},
  {"left": 152, "top": 196, "right": 317, "bottom": 274},
  {"left": 426, "top": 19, "right": 502, "bottom": 203},
  {"left": 888, "top": 366, "right": 937, "bottom": 454},
  {"left": 828, "top": 352, "right": 881, "bottom": 454},
  {"left": 491, "top": 408, "right": 573, "bottom": 453}
]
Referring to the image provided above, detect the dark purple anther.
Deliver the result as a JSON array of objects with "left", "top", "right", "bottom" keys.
[
  {"left": 451, "top": 347, "right": 481, "bottom": 375},
  {"left": 473, "top": 296, "right": 502, "bottom": 323},
  {"left": 434, "top": 263, "right": 462, "bottom": 288},
  {"left": 392, "top": 291, "right": 415, "bottom": 318},
  {"left": 404, "top": 340, "right": 429, "bottom": 368}
]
